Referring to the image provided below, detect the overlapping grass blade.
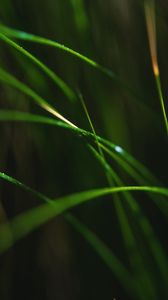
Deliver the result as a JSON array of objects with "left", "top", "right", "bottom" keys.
[
  {"left": 0, "top": 24, "right": 116, "bottom": 79},
  {"left": 0, "top": 33, "right": 76, "bottom": 102},
  {"left": 0, "top": 68, "right": 77, "bottom": 128},
  {"left": 79, "top": 95, "right": 155, "bottom": 299},
  {"left": 0, "top": 109, "right": 166, "bottom": 216},
  {"left": 89, "top": 145, "right": 168, "bottom": 283},
  {"left": 67, "top": 92, "right": 165, "bottom": 296},
  {"left": 0, "top": 109, "right": 162, "bottom": 186},
  {"left": 0, "top": 171, "right": 168, "bottom": 255},
  {"left": 0, "top": 171, "right": 168, "bottom": 296},
  {"left": 99, "top": 143, "right": 168, "bottom": 215},
  {"left": 89, "top": 146, "right": 161, "bottom": 299}
]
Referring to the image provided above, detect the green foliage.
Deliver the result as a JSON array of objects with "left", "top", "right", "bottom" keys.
[{"left": 0, "top": 1, "right": 168, "bottom": 299}]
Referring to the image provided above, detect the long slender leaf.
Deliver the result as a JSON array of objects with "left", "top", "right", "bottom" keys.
[
  {"left": 0, "top": 68, "right": 77, "bottom": 128},
  {"left": 0, "top": 171, "right": 168, "bottom": 256},
  {"left": 0, "top": 33, "right": 76, "bottom": 102}
]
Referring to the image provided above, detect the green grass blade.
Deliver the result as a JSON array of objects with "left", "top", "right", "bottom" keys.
[
  {"left": 0, "top": 171, "right": 168, "bottom": 295},
  {"left": 0, "top": 24, "right": 116, "bottom": 79},
  {"left": 0, "top": 33, "right": 76, "bottom": 102},
  {"left": 144, "top": 0, "right": 168, "bottom": 135},
  {"left": 0, "top": 68, "right": 77, "bottom": 128},
  {"left": 89, "top": 146, "right": 168, "bottom": 286},
  {"left": 0, "top": 110, "right": 166, "bottom": 252},
  {"left": 0, "top": 24, "right": 160, "bottom": 114},
  {"left": 155, "top": 74, "right": 168, "bottom": 135},
  {"left": 0, "top": 172, "right": 168, "bottom": 252},
  {"left": 0, "top": 109, "right": 164, "bottom": 187},
  {"left": 89, "top": 146, "right": 161, "bottom": 298},
  {"left": 99, "top": 143, "right": 168, "bottom": 215}
]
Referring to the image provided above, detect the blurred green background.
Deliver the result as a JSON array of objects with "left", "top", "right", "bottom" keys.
[{"left": 0, "top": 0, "right": 168, "bottom": 299}]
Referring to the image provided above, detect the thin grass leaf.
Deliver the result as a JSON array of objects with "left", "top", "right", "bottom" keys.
[
  {"left": 0, "top": 24, "right": 161, "bottom": 118},
  {"left": 0, "top": 24, "right": 116, "bottom": 79},
  {"left": 0, "top": 68, "right": 77, "bottom": 128},
  {"left": 144, "top": 0, "right": 168, "bottom": 134},
  {"left": 89, "top": 146, "right": 168, "bottom": 286},
  {"left": 0, "top": 109, "right": 163, "bottom": 187},
  {"left": 0, "top": 33, "right": 76, "bottom": 102},
  {"left": 79, "top": 96, "right": 155, "bottom": 298},
  {"left": 89, "top": 146, "right": 160, "bottom": 299},
  {"left": 0, "top": 172, "right": 168, "bottom": 295},
  {"left": 0, "top": 171, "right": 168, "bottom": 254},
  {"left": 99, "top": 143, "right": 168, "bottom": 215}
]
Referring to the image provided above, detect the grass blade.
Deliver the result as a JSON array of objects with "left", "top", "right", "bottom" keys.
[
  {"left": 0, "top": 68, "right": 77, "bottom": 128},
  {"left": 0, "top": 24, "right": 116, "bottom": 79},
  {"left": 0, "top": 172, "right": 168, "bottom": 294},
  {"left": 0, "top": 109, "right": 164, "bottom": 187},
  {"left": 89, "top": 145, "right": 168, "bottom": 282},
  {"left": 0, "top": 171, "right": 168, "bottom": 254},
  {"left": 144, "top": 0, "right": 168, "bottom": 134},
  {"left": 0, "top": 33, "right": 76, "bottom": 102}
]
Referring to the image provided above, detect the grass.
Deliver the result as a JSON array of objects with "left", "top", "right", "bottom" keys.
[{"left": 0, "top": 1, "right": 168, "bottom": 299}]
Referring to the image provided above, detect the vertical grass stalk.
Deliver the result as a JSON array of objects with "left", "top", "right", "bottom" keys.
[{"left": 145, "top": 0, "right": 168, "bottom": 134}]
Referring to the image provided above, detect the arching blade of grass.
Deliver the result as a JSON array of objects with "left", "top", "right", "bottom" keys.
[
  {"left": 79, "top": 96, "right": 157, "bottom": 298},
  {"left": 0, "top": 109, "right": 165, "bottom": 187},
  {"left": 77, "top": 93, "right": 153, "bottom": 298},
  {"left": 0, "top": 33, "right": 76, "bottom": 102},
  {"left": 1, "top": 108, "right": 167, "bottom": 218},
  {"left": 89, "top": 145, "right": 168, "bottom": 285},
  {"left": 0, "top": 67, "right": 77, "bottom": 128},
  {"left": 89, "top": 146, "right": 163, "bottom": 299},
  {"left": 0, "top": 176, "right": 137, "bottom": 299},
  {"left": 0, "top": 173, "right": 168, "bottom": 297},
  {"left": 144, "top": 0, "right": 168, "bottom": 134},
  {"left": 0, "top": 24, "right": 116, "bottom": 79},
  {"left": 0, "top": 109, "right": 164, "bottom": 188},
  {"left": 0, "top": 171, "right": 168, "bottom": 254},
  {"left": 99, "top": 143, "right": 168, "bottom": 216},
  {"left": 0, "top": 24, "right": 161, "bottom": 117}
]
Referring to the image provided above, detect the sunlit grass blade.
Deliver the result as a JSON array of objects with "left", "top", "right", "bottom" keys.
[
  {"left": 0, "top": 109, "right": 165, "bottom": 185},
  {"left": 0, "top": 68, "right": 77, "bottom": 128},
  {"left": 0, "top": 33, "right": 76, "bottom": 102},
  {"left": 0, "top": 109, "right": 164, "bottom": 187},
  {"left": 144, "top": 0, "right": 168, "bottom": 134}
]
